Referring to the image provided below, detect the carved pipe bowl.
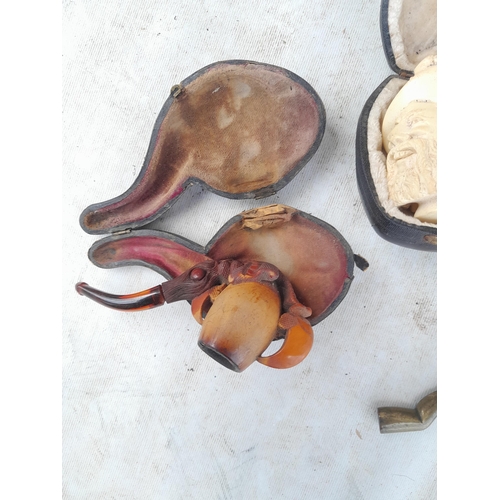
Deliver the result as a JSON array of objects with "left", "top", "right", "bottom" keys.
[{"left": 355, "top": 0, "right": 437, "bottom": 251}]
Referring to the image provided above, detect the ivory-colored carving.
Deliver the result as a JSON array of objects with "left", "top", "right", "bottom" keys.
[{"left": 382, "top": 55, "right": 437, "bottom": 224}]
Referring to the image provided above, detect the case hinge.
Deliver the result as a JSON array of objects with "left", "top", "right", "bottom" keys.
[{"left": 111, "top": 228, "right": 132, "bottom": 236}]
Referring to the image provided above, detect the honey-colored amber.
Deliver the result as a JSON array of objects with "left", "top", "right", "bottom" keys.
[
  {"left": 258, "top": 317, "right": 313, "bottom": 369},
  {"left": 75, "top": 282, "right": 165, "bottom": 311}
]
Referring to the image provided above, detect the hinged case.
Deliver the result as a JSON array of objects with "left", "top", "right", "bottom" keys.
[
  {"left": 79, "top": 60, "right": 326, "bottom": 235},
  {"left": 355, "top": 0, "right": 437, "bottom": 250},
  {"left": 77, "top": 62, "right": 362, "bottom": 343}
]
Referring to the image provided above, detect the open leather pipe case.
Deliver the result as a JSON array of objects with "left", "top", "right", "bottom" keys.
[
  {"left": 355, "top": 0, "right": 437, "bottom": 250},
  {"left": 79, "top": 60, "right": 325, "bottom": 235},
  {"left": 77, "top": 205, "right": 367, "bottom": 372},
  {"left": 76, "top": 60, "right": 367, "bottom": 372}
]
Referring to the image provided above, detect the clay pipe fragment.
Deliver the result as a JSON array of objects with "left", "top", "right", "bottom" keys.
[{"left": 377, "top": 391, "right": 437, "bottom": 433}]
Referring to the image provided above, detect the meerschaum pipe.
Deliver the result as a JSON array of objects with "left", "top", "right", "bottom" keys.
[
  {"left": 76, "top": 259, "right": 315, "bottom": 371},
  {"left": 76, "top": 205, "right": 359, "bottom": 371}
]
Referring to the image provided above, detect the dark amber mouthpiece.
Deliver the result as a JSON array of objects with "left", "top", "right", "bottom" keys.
[{"left": 75, "top": 282, "right": 165, "bottom": 311}]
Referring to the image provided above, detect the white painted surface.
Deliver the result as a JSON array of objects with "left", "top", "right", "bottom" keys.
[{"left": 62, "top": 1, "right": 436, "bottom": 498}]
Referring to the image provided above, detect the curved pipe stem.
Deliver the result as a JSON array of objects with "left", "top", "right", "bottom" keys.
[
  {"left": 75, "top": 282, "right": 165, "bottom": 311},
  {"left": 377, "top": 391, "right": 437, "bottom": 433}
]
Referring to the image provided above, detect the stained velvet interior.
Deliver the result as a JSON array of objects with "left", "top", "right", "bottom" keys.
[
  {"left": 207, "top": 210, "right": 351, "bottom": 321},
  {"left": 88, "top": 207, "right": 352, "bottom": 324},
  {"left": 90, "top": 235, "right": 210, "bottom": 279},
  {"left": 82, "top": 62, "right": 322, "bottom": 233}
]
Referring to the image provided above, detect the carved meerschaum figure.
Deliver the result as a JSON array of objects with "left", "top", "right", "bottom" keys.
[{"left": 382, "top": 54, "right": 437, "bottom": 224}]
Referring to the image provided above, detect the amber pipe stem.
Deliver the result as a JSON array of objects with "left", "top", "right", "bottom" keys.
[{"left": 75, "top": 282, "right": 166, "bottom": 311}]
